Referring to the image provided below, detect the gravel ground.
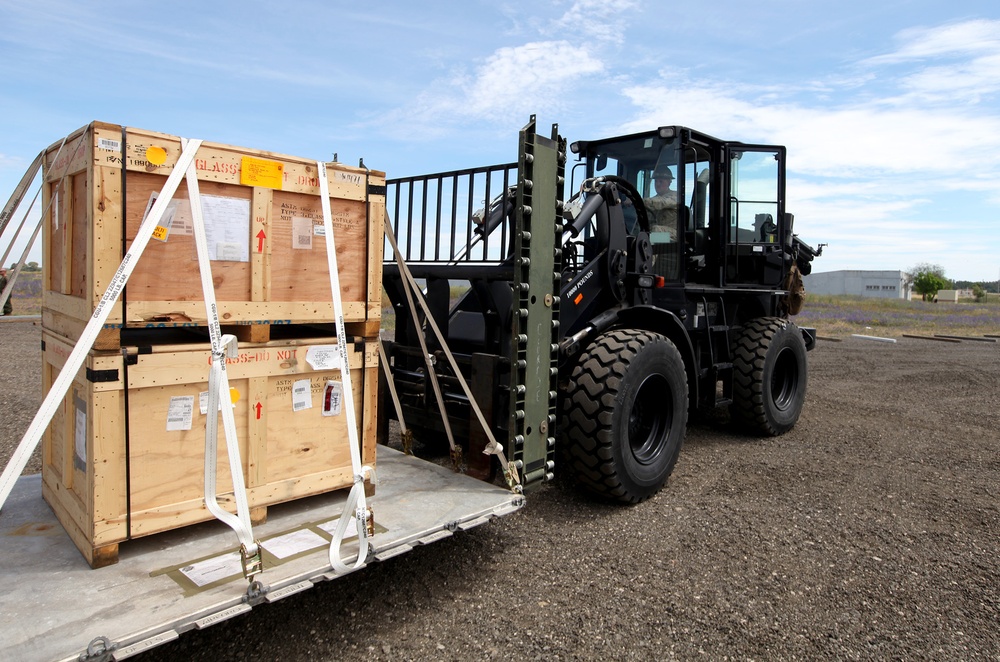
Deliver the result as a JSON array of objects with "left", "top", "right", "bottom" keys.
[{"left": 2, "top": 319, "right": 999, "bottom": 660}]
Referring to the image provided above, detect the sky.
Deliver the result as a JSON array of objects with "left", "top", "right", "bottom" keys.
[{"left": 1, "top": 0, "right": 999, "bottom": 282}]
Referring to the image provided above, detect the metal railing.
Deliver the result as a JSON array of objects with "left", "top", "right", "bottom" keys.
[{"left": 386, "top": 163, "right": 518, "bottom": 265}]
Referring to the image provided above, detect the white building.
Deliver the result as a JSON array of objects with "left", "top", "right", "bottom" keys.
[{"left": 802, "top": 270, "right": 910, "bottom": 299}]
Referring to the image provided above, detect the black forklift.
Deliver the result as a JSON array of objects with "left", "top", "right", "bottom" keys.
[{"left": 381, "top": 118, "right": 822, "bottom": 503}]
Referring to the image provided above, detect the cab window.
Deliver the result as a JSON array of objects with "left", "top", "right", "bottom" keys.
[{"left": 730, "top": 150, "right": 780, "bottom": 244}]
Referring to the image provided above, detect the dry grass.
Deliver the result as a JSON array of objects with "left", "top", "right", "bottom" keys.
[
  {"left": 381, "top": 292, "right": 1000, "bottom": 339},
  {"left": 14, "top": 276, "right": 997, "bottom": 340},
  {"left": 795, "top": 294, "right": 1000, "bottom": 339}
]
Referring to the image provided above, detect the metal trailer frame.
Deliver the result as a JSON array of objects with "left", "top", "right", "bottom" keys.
[{"left": 1, "top": 447, "right": 523, "bottom": 661}]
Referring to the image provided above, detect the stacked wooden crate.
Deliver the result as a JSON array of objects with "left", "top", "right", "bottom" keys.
[{"left": 39, "top": 121, "right": 384, "bottom": 567}]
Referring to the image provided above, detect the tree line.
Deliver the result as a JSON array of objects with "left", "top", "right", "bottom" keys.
[{"left": 908, "top": 263, "right": 995, "bottom": 302}]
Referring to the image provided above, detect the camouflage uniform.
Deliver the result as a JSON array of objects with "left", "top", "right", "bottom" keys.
[{"left": 644, "top": 191, "right": 679, "bottom": 242}]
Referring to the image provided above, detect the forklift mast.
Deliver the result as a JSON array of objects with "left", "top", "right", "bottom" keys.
[{"left": 383, "top": 117, "right": 564, "bottom": 492}]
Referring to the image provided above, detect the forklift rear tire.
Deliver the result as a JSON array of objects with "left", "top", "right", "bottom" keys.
[
  {"left": 560, "top": 329, "right": 687, "bottom": 504},
  {"left": 730, "top": 317, "right": 808, "bottom": 436}
]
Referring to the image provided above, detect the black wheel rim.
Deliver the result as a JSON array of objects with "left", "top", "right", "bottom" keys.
[
  {"left": 770, "top": 347, "right": 799, "bottom": 412},
  {"left": 629, "top": 373, "right": 672, "bottom": 465}
]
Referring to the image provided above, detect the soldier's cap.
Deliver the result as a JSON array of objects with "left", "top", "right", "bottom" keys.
[{"left": 652, "top": 165, "right": 673, "bottom": 179}]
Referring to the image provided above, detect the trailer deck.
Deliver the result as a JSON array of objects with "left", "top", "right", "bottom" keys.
[{"left": 1, "top": 448, "right": 523, "bottom": 661}]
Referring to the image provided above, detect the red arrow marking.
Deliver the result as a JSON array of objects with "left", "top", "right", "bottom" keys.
[
  {"left": 254, "top": 402, "right": 262, "bottom": 419},
  {"left": 256, "top": 229, "right": 266, "bottom": 252}
]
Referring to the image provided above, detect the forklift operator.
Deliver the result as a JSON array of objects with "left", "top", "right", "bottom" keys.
[{"left": 644, "top": 165, "right": 679, "bottom": 242}]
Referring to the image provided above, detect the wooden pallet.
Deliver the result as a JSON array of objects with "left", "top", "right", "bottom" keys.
[{"left": 42, "top": 306, "right": 383, "bottom": 350}]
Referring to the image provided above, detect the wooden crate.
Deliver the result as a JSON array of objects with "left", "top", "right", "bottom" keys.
[
  {"left": 40, "top": 330, "right": 379, "bottom": 568},
  {"left": 41, "top": 121, "right": 385, "bottom": 347}
]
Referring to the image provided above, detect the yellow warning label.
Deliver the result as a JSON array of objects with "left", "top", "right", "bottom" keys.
[
  {"left": 240, "top": 156, "right": 284, "bottom": 189},
  {"left": 152, "top": 225, "right": 169, "bottom": 241}
]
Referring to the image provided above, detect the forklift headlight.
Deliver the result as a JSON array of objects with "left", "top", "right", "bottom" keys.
[
  {"left": 658, "top": 127, "right": 675, "bottom": 139},
  {"left": 637, "top": 275, "right": 654, "bottom": 288},
  {"left": 570, "top": 141, "right": 581, "bottom": 154}
]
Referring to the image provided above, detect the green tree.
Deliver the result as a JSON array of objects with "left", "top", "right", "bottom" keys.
[
  {"left": 909, "top": 263, "right": 949, "bottom": 301},
  {"left": 972, "top": 284, "right": 987, "bottom": 302}
]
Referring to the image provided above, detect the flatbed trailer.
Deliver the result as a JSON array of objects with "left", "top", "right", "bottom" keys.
[{"left": 0, "top": 448, "right": 522, "bottom": 661}]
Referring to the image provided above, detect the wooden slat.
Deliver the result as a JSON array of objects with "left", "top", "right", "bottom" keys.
[
  {"left": 367, "top": 173, "right": 386, "bottom": 323},
  {"left": 91, "top": 165, "right": 122, "bottom": 306}
]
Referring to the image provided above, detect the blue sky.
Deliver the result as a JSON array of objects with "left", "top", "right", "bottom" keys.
[{"left": 2, "top": 0, "right": 999, "bottom": 281}]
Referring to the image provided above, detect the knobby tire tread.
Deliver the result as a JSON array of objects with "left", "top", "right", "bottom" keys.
[
  {"left": 560, "top": 329, "right": 684, "bottom": 503},
  {"left": 731, "top": 316, "right": 804, "bottom": 436}
]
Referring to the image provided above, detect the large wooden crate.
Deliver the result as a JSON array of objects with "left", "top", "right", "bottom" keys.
[
  {"left": 41, "top": 121, "right": 385, "bottom": 347},
  {"left": 40, "top": 330, "right": 379, "bottom": 568}
]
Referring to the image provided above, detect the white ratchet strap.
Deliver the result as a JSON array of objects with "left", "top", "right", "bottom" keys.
[
  {"left": 0, "top": 138, "right": 202, "bottom": 513},
  {"left": 317, "top": 161, "right": 376, "bottom": 574},
  {"left": 390, "top": 237, "right": 458, "bottom": 457},
  {"left": 0, "top": 138, "right": 73, "bottom": 319},
  {"left": 1, "top": 148, "right": 44, "bottom": 235},
  {"left": 183, "top": 138, "right": 260, "bottom": 577},
  {"left": 382, "top": 214, "right": 521, "bottom": 491}
]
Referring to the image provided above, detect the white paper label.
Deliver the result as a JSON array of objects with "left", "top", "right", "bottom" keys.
[
  {"left": 201, "top": 194, "right": 250, "bottom": 262},
  {"left": 74, "top": 396, "right": 87, "bottom": 469},
  {"left": 319, "top": 517, "right": 358, "bottom": 539},
  {"left": 322, "top": 381, "right": 342, "bottom": 417},
  {"left": 168, "top": 199, "right": 193, "bottom": 236},
  {"left": 261, "top": 529, "right": 327, "bottom": 560},
  {"left": 292, "top": 379, "right": 312, "bottom": 412},
  {"left": 313, "top": 224, "right": 326, "bottom": 236},
  {"left": 98, "top": 138, "right": 121, "bottom": 151},
  {"left": 334, "top": 171, "right": 363, "bottom": 185},
  {"left": 292, "top": 217, "right": 313, "bottom": 249},
  {"left": 305, "top": 345, "right": 341, "bottom": 371},
  {"left": 199, "top": 390, "right": 234, "bottom": 415},
  {"left": 52, "top": 189, "right": 60, "bottom": 229},
  {"left": 144, "top": 192, "right": 180, "bottom": 242},
  {"left": 179, "top": 552, "right": 243, "bottom": 587},
  {"left": 216, "top": 242, "right": 244, "bottom": 262},
  {"left": 167, "top": 396, "right": 195, "bottom": 431}
]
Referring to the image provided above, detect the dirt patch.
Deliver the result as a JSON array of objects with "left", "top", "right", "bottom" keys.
[{"left": 2, "top": 321, "right": 998, "bottom": 659}]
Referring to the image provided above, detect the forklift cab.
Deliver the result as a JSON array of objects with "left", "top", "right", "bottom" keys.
[{"left": 571, "top": 126, "right": 793, "bottom": 290}]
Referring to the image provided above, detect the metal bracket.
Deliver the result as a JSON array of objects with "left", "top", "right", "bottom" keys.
[
  {"left": 85, "top": 368, "right": 119, "bottom": 383},
  {"left": 400, "top": 427, "right": 413, "bottom": 455},
  {"left": 243, "top": 579, "right": 269, "bottom": 606},
  {"left": 78, "top": 636, "right": 115, "bottom": 662}
]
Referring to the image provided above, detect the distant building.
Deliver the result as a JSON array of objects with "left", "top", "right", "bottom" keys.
[
  {"left": 802, "top": 270, "right": 910, "bottom": 299},
  {"left": 933, "top": 289, "right": 975, "bottom": 302}
]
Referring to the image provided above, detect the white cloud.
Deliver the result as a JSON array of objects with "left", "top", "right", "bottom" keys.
[
  {"left": 548, "top": 0, "right": 639, "bottom": 44},
  {"left": 372, "top": 0, "right": 636, "bottom": 136},
  {"left": 377, "top": 40, "right": 605, "bottom": 136},
  {"left": 866, "top": 19, "right": 1000, "bottom": 63},
  {"left": 862, "top": 21, "right": 1000, "bottom": 108},
  {"left": 612, "top": 20, "right": 1000, "bottom": 279},
  {"left": 463, "top": 42, "right": 605, "bottom": 119}
]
